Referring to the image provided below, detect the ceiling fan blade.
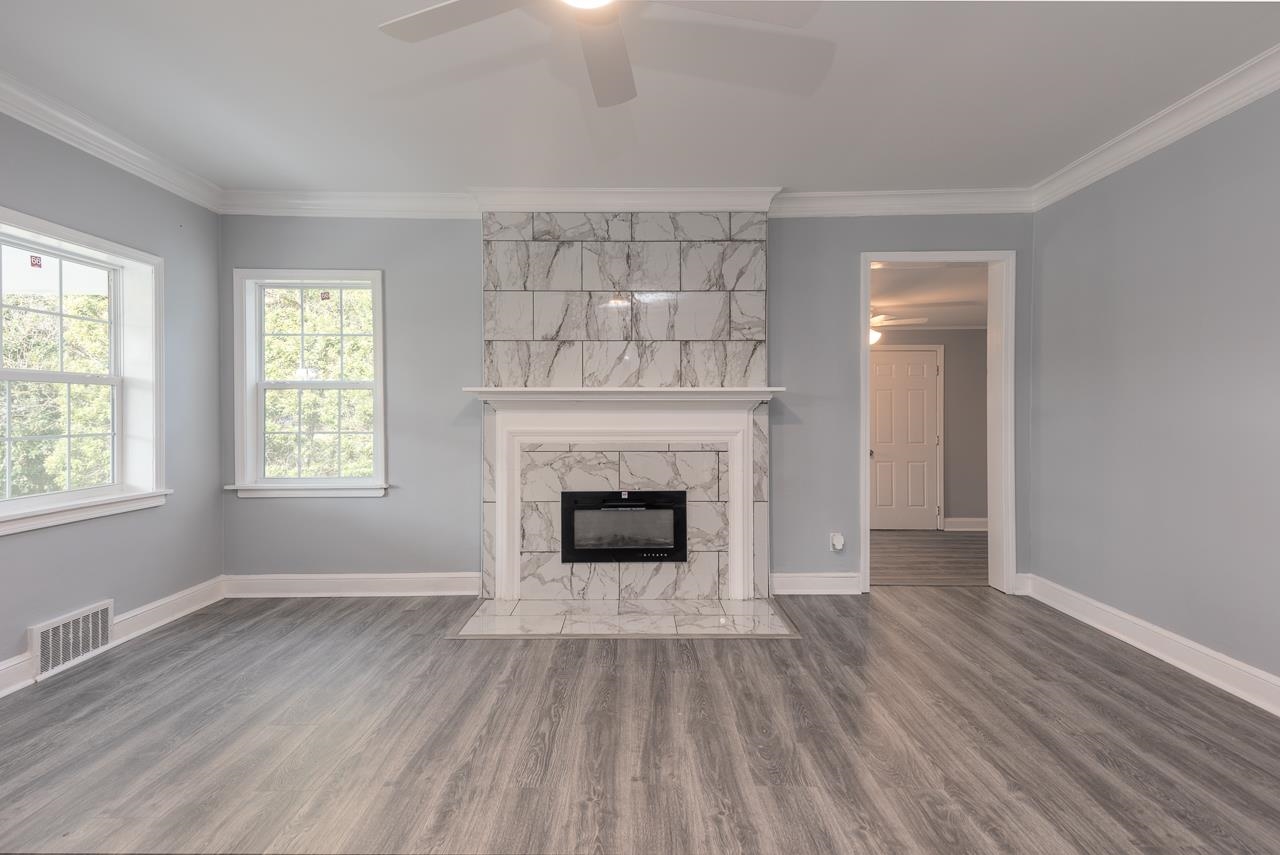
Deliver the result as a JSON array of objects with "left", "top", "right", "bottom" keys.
[
  {"left": 380, "top": 0, "right": 527, "bottom": 42},
  {"left": 875, "top": 317, "right": 929, "bottom": 327},
  {"left": 668, "top": 1, "right": 820, "bottom": 29},
  {"left": 575, "top": 7, "right": 637, "bottom": 107}
]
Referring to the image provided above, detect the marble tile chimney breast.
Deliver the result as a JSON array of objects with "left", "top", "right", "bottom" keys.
[{"left": 478, "top": 210, "right": 772, "bottom": 600}]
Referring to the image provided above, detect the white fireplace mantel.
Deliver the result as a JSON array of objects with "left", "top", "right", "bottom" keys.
[
  {"left": 466, "top": 387, "right": 783, "bottom": 411},
  {"left": 467, "top": 386, "right": 783, "bottom": 601}
]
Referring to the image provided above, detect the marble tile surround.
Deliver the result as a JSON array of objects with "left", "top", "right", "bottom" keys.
[
  {"left": 482, "top": 415, "right": 770, "bottom": 600},
  {"left": 482, "top": 211, "right": 767, "bottom": 388},
  {"left": 481, "top": 416, "right": 770, "bottom": 599},
  {"left": 515, "top": 445, "right": 731, "bottom": 600},
  {"left": 479, "top": 210, "right": 771, "bottom": 600}
]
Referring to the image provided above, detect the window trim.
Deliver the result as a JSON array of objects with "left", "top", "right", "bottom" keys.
[
  {"left": 0, "top": 205, "right": 166, "bottom": 536},
  {"left": 229, "top": 269, "right": 387, "bottom": 498}
]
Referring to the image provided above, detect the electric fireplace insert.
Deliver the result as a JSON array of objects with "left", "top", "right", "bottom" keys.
[{"left": 560, "top": 490, "right": 688, "bottom": 563}]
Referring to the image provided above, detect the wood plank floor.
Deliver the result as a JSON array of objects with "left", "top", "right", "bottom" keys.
[
  {"left": 871, "top": 529, "right": 988, "bottom": 586},
  {"left": 1, "top": 590, "right": 1278, "bottom": 854}
]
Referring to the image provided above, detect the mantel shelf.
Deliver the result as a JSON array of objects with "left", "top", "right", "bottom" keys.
[{"left": 465, "top": 387, "right": 783, "bottom": 409}]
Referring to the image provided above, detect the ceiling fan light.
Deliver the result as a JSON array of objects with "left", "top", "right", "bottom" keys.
[
  {"left": 561, "top": 0, "right": 614, "bottom": 8},
  {"left": 869, "top": 328, "right": 882, "bottom": 345}
]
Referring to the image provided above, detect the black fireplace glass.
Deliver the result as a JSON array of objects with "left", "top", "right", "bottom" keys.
[
  {"left": 560, "top": 491, "right": 687, "bottom": 563},
  {"left": 573, "top": 508, "right": 675, "bottom": 549}
]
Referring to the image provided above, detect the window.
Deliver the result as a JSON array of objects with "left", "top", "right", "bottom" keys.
[
  {"left": 0, "top": 206, "right": 165, "bottom": 535},
  {"left": 232, "top": 270, "right": 385, "bottom": 497},
  {"left": 2, "top": 244, "right": 115, "bottom": 498}
]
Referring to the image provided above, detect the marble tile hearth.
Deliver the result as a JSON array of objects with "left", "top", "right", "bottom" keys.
[{"left": 454, "top": 598, "right": 796, "bottom": 638}]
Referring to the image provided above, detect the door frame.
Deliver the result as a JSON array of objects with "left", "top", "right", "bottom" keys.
[
  {"left": 859, "top": 251, "right": 1017, "bottom": 593},
  {"left": 869, "top": 344, "right": 945, "bottom": 530}
]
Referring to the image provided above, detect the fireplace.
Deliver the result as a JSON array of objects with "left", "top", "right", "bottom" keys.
[
  {"left": 469, "top": 386, "right": 778, "bottom": 599},
  {"left": 561, "top": 491, "right": 688, "bottom": 563}
]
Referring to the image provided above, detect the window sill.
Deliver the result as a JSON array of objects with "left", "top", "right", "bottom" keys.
[
  {"left": 0, "top": 489, "right": 171, "bottom": 537},
  {"left": 225, "top": 484, "right": 388, "bottom": 498}
]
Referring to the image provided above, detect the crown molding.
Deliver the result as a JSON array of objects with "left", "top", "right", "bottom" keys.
[
  {"left": 0, "top": 70, "right": 223, "bottom": 211},
  {"left": 218, "top": 190, "right": 479, "bottom": 219},
  {"left": 223, "top": 187, "right": 1026, "bottom": 219},
  {"left": 775, "top": 43, "right": 1280, "bottom": 218},
  {"left": 769, "top": 188, "right": 1034, "bottom": 218},
  {"left": 4, "top": 41, "right": 1280, "bottom": 219},
  {"left": 1030, "top": 42, "right": 1280, "bottom": 210},
  {"left": 471, "top": 187, "right": 781, "bottom": 213}
]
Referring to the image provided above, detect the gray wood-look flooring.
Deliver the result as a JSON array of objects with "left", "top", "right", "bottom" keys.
[
  {"left": 871, "top": 529, "right": 988, "bottom": 586},
  {"left": 1, "top": 590, "right": 1278, "bottom": 854}
]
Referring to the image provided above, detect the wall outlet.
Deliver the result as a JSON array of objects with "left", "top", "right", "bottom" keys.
[{"left": 829, "top": 532, "right": 845, "bottom": 552}]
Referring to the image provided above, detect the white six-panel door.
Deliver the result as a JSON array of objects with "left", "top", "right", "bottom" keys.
[{"left": 870, "top": 349, "right": 940, "bottom": 530}]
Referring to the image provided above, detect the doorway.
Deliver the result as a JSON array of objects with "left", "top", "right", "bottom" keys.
[{"left": 859, "top": 251, "right": 1017, "bottom": 592}]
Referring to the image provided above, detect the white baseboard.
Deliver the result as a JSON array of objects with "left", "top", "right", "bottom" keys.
[
  {"left": 113, "top": 577, "right": 225, "bottom": 644},
  {"left": 770, "top": 571, "right": 863, "bottom": 595},
  {"left": 221, "top": 571, "right": 481, "bottom": 598},
  {"left": 1017, "top": 573, "right": 1280, "bottom": 718},
  {"left": 0, "top": 651, "right": 34, "bottom": 700},
  {"left": 0, "top": 572, "right": 480, "bottom": 701},
  {"left": 944, "top": 517, "right": 988, "bottom": 531},
  {"left": 1, "top": 575, "right": 226, "bottom": 700},
  {"left": 11, "top": 568, "right": 1273, "bottom": 722}
]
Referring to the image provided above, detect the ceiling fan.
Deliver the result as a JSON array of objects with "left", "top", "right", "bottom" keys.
[
  {"left": 871, "top": 311, "right": 929, "bottom": 328},
  {"left": 869, "top": 310, "right": 928, "bottom": 344},
  {"left": 379, "top": 0, "right": 820, "bottom": 107}
]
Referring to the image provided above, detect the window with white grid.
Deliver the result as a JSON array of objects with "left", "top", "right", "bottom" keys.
[
  {"left": 0, "top": 206, "right": 164, "bottom": 535},
  {"left": 232, "top": 270, "right": 385, "bottom": 497},
  {"left": 1, "top": 243, "right": 117, "bottom": 500}
]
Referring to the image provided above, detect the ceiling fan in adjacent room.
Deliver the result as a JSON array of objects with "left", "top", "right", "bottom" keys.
[
  {"left": 379, "top": 0, "right": 822, "bottom": 107},
  {"left": 868, "top": 311, "right": 928, "bottom": 344}
]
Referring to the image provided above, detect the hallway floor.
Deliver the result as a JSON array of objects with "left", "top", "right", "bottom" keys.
[{"left": 870, "top": 529, "right": 988, "bottom": 586}]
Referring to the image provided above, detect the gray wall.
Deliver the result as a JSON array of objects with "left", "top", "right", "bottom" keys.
[
  {"left": 219, "top": 216, "right": 482, "bottom": 573},
  {"left": 875, "top": 329, "right": 987, "bottom": 519},
  {"left": 0, "top": 114, "right": 222, "bottom": 659},
  {"left": 766, "top": 214, "right": 1033, "bottom": 574},
  {"left": 1030, "top": 89, "right": 1280, "bottom": 674}
]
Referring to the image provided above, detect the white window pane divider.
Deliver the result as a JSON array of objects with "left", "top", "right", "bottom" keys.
[
  {"left": 0, "top": 304, "right": 111, "bottom": 323},
  {"left": 0, "top": 370, "right": 120, "bottom": 385},
  {"left": 258, "top": 380, "right": 373, "bottom": 390}
]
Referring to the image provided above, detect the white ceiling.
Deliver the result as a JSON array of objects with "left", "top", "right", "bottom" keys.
[
  {"left": 871, "top": 262, "right": 988, "bottom": 329},
  {"left": 2, "top": 1, "right": 1279, "bottom": 197}
]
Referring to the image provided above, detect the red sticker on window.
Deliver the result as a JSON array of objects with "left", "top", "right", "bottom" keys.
[
  {"left": 30, "top": 255, "right": 42, "bottom": 268},
  {"left": 320, "top": 291, "right": 331, "bottom": 301}
]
